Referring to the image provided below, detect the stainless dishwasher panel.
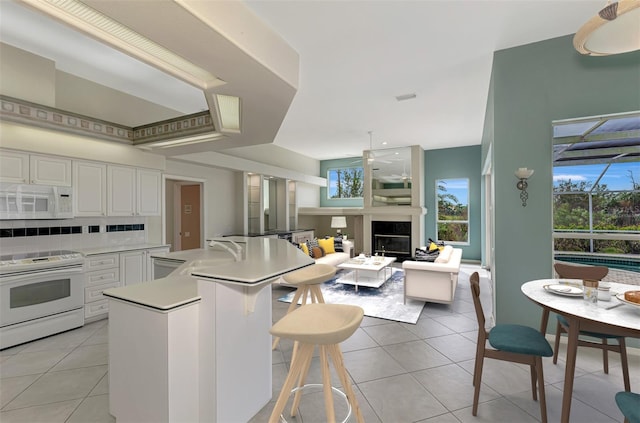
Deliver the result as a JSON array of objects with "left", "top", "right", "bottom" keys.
[{"left": 152, "top": 258, "right": 184, "bottom": 279}]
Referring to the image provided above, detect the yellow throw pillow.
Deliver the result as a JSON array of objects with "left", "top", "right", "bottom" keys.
[
  {"left": 300, "top": 242, "right": 309, "bottom": 256},
  {"left": 318, "top": 237, "right": 336, "bottom": 254},
  {"left": 428, "top": 242, "right": 439, "bottom": 252}
]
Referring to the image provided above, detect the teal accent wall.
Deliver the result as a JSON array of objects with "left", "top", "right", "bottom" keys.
[
  {"left": 319, "top": 158, "right": 364, "bottom": 207},
  {"left": 425, "top": 145, "right": 482, "bottom": 261},
  {"left": 487, "top": 35, "right": 640, "bottom": 335}
]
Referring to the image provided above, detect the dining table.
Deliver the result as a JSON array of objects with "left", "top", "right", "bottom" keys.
[{"left": 521, "top": 279, "right": 640, "bottom": 423}]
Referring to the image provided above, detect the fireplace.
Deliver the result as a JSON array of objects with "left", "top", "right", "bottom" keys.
[{"left": 372, "top": 221, "right": 411, "bottom": 261}]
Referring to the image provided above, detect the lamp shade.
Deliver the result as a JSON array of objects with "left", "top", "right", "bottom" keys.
[
  {"left": 331, "top": 216, "right": 347, "bottom": 229},
  {"left": 515, "top": 168, "right": 534, "bottom": 179}
]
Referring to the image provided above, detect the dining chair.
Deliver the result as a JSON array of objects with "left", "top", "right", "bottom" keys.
[
  {"left": 553, "top": 262, "right": 631, "bottom": 391},
  {"left": 615, "top": 391, "right": 640, "bottom": 423},
  {"left": 470, "top": 272, "right": 553, "bottom": 422}
]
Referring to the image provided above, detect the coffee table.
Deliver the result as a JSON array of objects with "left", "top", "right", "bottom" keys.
[{"left": 337, "top": 256, "right": 397, "bottom": 292}]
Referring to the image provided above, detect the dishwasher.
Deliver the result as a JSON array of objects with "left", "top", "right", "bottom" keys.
[{"left": 151, "top": 257, "right": 185, "bottom": 279}]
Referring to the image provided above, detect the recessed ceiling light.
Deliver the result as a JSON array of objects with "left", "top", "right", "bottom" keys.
[
  {"left": 395, "top": 93, "right": 417, "bottom": 101},
  {"left": 382, "top": 141, "right": 388, "bottom": 145}
]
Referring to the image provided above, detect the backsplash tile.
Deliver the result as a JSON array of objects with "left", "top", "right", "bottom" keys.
[{"left": 0, "top": 224, "right": 143, "bottom": 237}]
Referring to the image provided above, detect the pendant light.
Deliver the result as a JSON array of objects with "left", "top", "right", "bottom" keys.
[{"left": 574, "top": 0, "right": 640, "bottom": 56}]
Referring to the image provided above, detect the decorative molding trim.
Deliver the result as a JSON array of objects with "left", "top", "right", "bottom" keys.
[
  {"left": 0, "top": 96, "right": 217, "bottom": 145},
  {"left": 0, "top": 95, "right": 132, "bottom": 143},
  {"left": 133, "top": 111, "right": 215, "bottom": 144}
]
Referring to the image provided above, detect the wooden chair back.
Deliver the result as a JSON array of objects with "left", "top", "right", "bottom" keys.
[
  {"left": 470, "top": 272, "right": 487, "bottom": 340},
  {"left": 554, "top": 262, "right": 609, "bottom": 281}
]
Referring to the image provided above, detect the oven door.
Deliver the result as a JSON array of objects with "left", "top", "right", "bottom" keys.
[{"left": 0, "top": 266, "right": 84, "bottom": 327}]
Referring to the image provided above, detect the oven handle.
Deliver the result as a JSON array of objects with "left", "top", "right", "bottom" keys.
[{"left": 1, "top": 266, "right": 83, "bottom": 283}]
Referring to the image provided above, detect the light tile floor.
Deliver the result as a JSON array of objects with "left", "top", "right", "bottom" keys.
[{"left": 1, "top": 264, "right": 638, "bottom": 422}]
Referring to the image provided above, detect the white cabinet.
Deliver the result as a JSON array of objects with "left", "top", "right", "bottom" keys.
[
  {"left": 121, "top": 246, "right": 170, "bottom": 286},
  {"left": 84, "top": 253, "right": 121, "bottom": 322},
  {"left": 0, "top": 151, "right": 71, "bottom": 186},
  {"left": 108, "top": 166, "right": 161, "bottom": 216},
  {"left": 0, "top": 150, "right": 29, "bottom": 183},
  {"left": 30, "top": 154, "right": 72, "bottom": 186},
  {"left": 73, "top": 161, "right": 107, "bottom": 216},
  {"left": 137, "top": 169, "right": 161, "bottom": 216},
  {"left": 107, "top": 166, "right": 136, "bottom": 216},
  {"left": 120, "top": 250, "right": 145, "bottom": 286}
]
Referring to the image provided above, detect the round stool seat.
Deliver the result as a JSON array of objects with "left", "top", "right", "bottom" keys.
[
  {"left": 270, "top": 303, "right": 364, "bottom": 345},
  {"left": 283, "top": 263, "right": 336, "bottom": 286}
]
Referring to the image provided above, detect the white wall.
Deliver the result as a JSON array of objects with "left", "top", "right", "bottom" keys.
[{"left": 165, "top": 159, "right": 240, "bottom": 238}]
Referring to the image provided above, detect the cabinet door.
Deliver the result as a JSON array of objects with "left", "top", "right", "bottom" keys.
[
  {"left": 0, "top": 150, "right": 29, "bottom": 183},
  {"left": 108, "top": 166, "right": 136, "bottom": 216},
  {"left": 74, "top": 161, "right": 107, "bottom": 216},
  {"left": 29, "top": 154, "right": 72, "bottom": 186},
  {"left": 120, "top": 251, "right": 145, "bottom": 286},
  {"left": 137, "top": 169, "right": 161, "bottom": 216}
]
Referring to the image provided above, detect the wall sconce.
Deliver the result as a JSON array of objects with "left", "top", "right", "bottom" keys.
[
  {"left": 515, "top": 168, "right": 534, "bottom": 207},
  {"left": 331, "top": 216, "right": 347, "bottom": 239}
]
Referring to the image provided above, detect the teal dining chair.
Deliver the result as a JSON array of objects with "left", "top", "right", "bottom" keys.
[
  {"left": 470, "top": 272, "right": 553, "bottom": 423},
  {"left": 615, "top": 391, "right": 640, "bottom": 423},
  {"left": 553, "top": 262, "right": 630, "bottom": 391}
]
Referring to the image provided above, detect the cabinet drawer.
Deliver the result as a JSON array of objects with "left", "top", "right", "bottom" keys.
[
  {"left": 85, "top": 299, "right": 110, "bottom": 319},
  {"left": 85, "top": 254, "right": 119, "bottom": 271},
  {"left": 85, "top": 280, "right": 121, "bottom": 303},
  {"left": 85, "top": 268, "right": 119, "bottom": 286}
]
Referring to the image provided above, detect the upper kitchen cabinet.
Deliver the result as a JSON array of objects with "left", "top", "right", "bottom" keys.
[
  {"left": 107, "top": 166, "right": 161, "bottom": 216},
  {"left": 137, "top": 169, "right": 161, "bottom": 216},
  {"left": 0, "top": 150, "right": 71, "bottom": 186},
  {"left": 0, "top": 150, "right": 28, "bottom": 183},
  {"left": 73, "top": 161, "right": 107, "bottom": 216}
]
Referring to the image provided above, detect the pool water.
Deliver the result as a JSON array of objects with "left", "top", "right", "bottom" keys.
[{"left": 555, "top": 255, "right": 640, "bottom": 273}]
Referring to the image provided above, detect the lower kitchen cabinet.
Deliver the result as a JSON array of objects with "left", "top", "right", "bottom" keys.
[
  {"left": 84, "top": 246, "right": 170, "bottom": 321},
  {"left": 121, "top": 247, "right": 171, "bottom": 286},
  {"left": 84, "top": 253, "right": 121, "bottom": 322}
]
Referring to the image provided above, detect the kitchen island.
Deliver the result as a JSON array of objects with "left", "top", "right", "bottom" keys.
[{"left": 104, "top": 237, "right": 313, "bottom": 423}]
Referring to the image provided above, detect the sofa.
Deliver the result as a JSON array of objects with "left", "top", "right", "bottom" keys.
[
  {"left": 314, "top": 239, "right": 353, "bottom": 266},
  {"left": 276, "top": 239, "right": 353, "bottom": 286},
  {"left": 402, "top": 245, "right": 462, "bottom": 305}
]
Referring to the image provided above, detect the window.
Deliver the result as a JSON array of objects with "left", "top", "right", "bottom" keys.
[
  {"left": 552, "top": 112, "right": 640, "bottom": 254},
  {"left": 436, "top": 178, "right": 469, "bottom": 243},
  {"left": 327, "top": 167, "right": 363, "bottom": 199},
  {"left": 553, "top": 162, "right": 640, "bottom": 253}
]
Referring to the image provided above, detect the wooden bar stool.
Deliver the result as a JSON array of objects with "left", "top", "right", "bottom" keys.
[
  {"left": 272, "top": 263, "right": 337, "bottom": 350},
  {"left": 269, "top": 303, "right": 365, "bottom": 423}
]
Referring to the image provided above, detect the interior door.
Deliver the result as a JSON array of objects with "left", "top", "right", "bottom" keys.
[{"left": 180, "top": 184, "right": 201, "bottom": 250}]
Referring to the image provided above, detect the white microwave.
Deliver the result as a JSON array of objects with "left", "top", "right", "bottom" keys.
[{"left": 0, "top": 183, "right": 73, "bottom": 219}]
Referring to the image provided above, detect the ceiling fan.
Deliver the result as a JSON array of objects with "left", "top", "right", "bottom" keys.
[{"left": 363, "top": 131, "right": 392, "bottom": 164}]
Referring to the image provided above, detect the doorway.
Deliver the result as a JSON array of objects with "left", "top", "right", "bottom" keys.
[{"left": 164, "top": 177, "right": 204, "bottom": 252}]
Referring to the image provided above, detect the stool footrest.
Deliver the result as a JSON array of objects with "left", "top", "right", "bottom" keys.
[{"left": 279, "top": 384, "right": 351, "bottom": 423}]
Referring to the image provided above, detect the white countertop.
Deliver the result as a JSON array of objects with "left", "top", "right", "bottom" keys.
[
  {"left": 104, "top": 238, "right": 313, "bottom": 311},
  {"left": 79, "top": 243, "right": 170, "bottom": 256}
]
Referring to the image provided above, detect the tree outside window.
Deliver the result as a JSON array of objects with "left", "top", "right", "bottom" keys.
[
  {"left": 327, "top": 167, "right": 363, "bottom": 199},
  {"left": 436, "top": 178, "right": 469, "bottom": 243},
  {"left": 553, "top": 163, "right": 640, "bottom": 254}
]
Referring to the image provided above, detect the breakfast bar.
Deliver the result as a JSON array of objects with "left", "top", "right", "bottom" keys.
[{"left": 104, "top": 237, "right": 313, "bottom": 423}]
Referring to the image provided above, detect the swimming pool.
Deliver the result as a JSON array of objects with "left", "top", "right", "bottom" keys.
[{"left": 555, "top": 254, "right": 640, "bottom": 273}]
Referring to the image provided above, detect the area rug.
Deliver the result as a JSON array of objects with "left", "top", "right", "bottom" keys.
[{"left": 278, "top": 268, "right": 425, "bottom": 324}]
